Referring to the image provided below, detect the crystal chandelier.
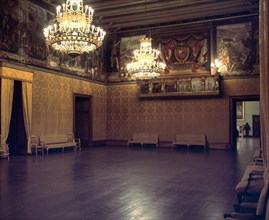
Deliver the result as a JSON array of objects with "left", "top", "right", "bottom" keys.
[
  {"left": 126, "top": 37, "right": 166, "bottom": 79},
  {"left": 43, "top": 0, "right": 106, "bottom": 57}
]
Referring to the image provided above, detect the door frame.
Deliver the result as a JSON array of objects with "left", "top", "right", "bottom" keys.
[
  {"left": 229, "top": 95, "right": 259, "bottom": 150},
  {"left": 252, "top": 115, "right": 260, "bottom": 137},
  {"left": 73, "top": 93, "right": 93, "bottom": 146}
]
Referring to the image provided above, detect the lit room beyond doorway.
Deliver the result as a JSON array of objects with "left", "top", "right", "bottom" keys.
[{"left": 236, "top": 100, "right": 260, "bottom": 154}]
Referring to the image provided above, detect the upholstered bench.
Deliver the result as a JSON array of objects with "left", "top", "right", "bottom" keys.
[
  {"left": 40, "top": 134, "right": 78, "bottom": 154},
  {"left": 172, "top": 134, "right": 207, "bottom": 150},
  {"left": 128, "top": 133, "right": 159, "bottom": 148}
]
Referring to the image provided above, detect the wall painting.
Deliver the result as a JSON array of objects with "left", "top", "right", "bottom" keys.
[
  {"left": 157, "top": 33, "right": 209, "bottom": 75},
  {"left": 217, "top": 22, "right": 259, "bottom": 75}
]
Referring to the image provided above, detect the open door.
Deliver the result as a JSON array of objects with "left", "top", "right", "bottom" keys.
[{"left": 73, "top": 94, "right": 92, "bottom": 147}]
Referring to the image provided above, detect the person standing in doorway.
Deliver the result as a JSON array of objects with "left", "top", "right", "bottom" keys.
[{"left": 243, "top": 122, "right": 251, "bottom": 137}]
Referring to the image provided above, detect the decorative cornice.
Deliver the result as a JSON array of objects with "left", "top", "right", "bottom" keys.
[
  {"left": 0, "top": 60, "right": 106, "bottom": 85},
  {"left": 222, "top": 73, "right": 259, "bottom": 80}
]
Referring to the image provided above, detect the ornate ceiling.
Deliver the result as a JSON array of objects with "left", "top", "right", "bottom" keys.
[{"left": 30, "top": 0, "right": 259, "bottom": 35}]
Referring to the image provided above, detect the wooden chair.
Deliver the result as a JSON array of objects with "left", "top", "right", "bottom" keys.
[{"left": 30, "top": 135, "right": 44, "bottom": 155}]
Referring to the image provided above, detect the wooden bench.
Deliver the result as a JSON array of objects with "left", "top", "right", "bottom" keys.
[
  {"left": 172, "top": 134, "right": 207, "bottom": 150},
  {"left": 40, "top": 133, "right": 80, "bottom": 154},
  {"left": 128, "top": 133, "right": 159, "bottom": 148}
]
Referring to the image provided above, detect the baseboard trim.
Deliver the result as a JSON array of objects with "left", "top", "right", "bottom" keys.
[
  {"left": 207, "top": 143, "right": 230, "bottom": 149},
  {"left": 91, "top": 140, "right": 107, "bottom": 147},
  {"left": 106, "top": 140, "right": 128, "bottom": 146}
]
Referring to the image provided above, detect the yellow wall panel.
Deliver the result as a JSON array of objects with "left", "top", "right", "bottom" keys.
[
  {"left": 1, "top": 63, "right": 259, "bottom": 149},
  {"left": 32, "top": 70, "right": 107, "bottom": 141}
]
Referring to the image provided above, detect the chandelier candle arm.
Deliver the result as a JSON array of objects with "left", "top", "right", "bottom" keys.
[{"left": 44, "top": 0, "right": 106, "bottom": 57}]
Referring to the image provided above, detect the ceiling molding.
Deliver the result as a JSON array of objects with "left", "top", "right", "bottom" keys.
[{"left": 29, "top": 0, "right": 259, "bottom": 34}]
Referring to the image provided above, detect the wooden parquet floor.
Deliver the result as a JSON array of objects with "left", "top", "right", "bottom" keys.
[{"left": 0, "top": 138, "right": 260, "bottom": 220}]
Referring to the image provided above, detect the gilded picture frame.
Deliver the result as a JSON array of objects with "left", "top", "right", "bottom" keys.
[{"left": 236, "top": 101, "right": 244, "bottom": 120}]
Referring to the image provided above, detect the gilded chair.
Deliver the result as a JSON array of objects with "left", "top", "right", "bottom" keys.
[
  {"left": 30, "top": 135, "right": 44, "bottom": 155},
  {"left": 67, "top": 133, "right": 81, "bottom": 151},
  {"left": 0, "top": 143, "right": 9, "bottom": 159}
]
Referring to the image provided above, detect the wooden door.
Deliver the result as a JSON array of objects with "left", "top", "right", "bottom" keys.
[
  {"left": 74, "top": 95, "right": 92, "bottom": 147},
  {"left": 252, "top": 115, "right": 260, "bottom": 137}
]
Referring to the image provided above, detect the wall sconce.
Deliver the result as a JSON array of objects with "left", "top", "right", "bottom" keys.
[{"left": 211, "top": 59, "right": 222, "bottom": 75}]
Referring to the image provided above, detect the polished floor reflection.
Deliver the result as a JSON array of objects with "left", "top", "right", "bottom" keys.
[{"left": 0, "top": 138, "right": 260, "bottom": 220}]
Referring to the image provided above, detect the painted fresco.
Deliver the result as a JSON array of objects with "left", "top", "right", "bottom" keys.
[
  {"left": 137, "top": 75, "right": 220, "bottom": 97},
  {"left": 120, "top": 35, "right": 145, "bottom": 73},
  {"left": 158, "top": 33, "right": 209, "bottom": 75},
  {"left": 217, "top": 22, "right": 259, "bottom": 75},
  {"left": 0, "top": 0, "right": 259, "bottom": 81},
  {"left": 0, "top": 0, "right": 47, "bottom": 60},
  {"left": 104, "top": 39, "right": 121, "bottom": 73},
  {"left": 0, "top": 0, "right": 105, "bottom": 80}
]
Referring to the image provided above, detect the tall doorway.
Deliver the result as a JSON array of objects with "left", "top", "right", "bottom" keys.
[
  {"left": 7, "top": 81, "right": 27, "bottom": 154},
  {"left": 73, "top": 94, "right": 92, "bottom": 147},
  {"left": 230, "top": 96, "right": 260, "bottom": 150}
]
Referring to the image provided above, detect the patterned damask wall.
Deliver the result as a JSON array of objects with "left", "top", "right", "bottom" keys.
[
  {"left": 107, "top": 77, "right": 259, "bottom": 148},
  {"left": 32, "top": 71, "right": 107, "bottom": 141},
  {"left": 4, "top": 63, "right": 258, "bottom": 148},
  {"left": 222, "top": 77, "right": 260, "bottom": 96}
]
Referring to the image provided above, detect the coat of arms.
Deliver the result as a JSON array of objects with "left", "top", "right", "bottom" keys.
[{"left": 174, "top": 44, "right": 190, "bottom": 64}]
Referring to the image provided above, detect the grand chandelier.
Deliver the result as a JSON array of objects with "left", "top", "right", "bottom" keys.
[
  {"left": 126, "top": 37, "right": 166, "bottom": 79},
  {"left": 43, "top": 0, "right": 106, "bottom": 57}
]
